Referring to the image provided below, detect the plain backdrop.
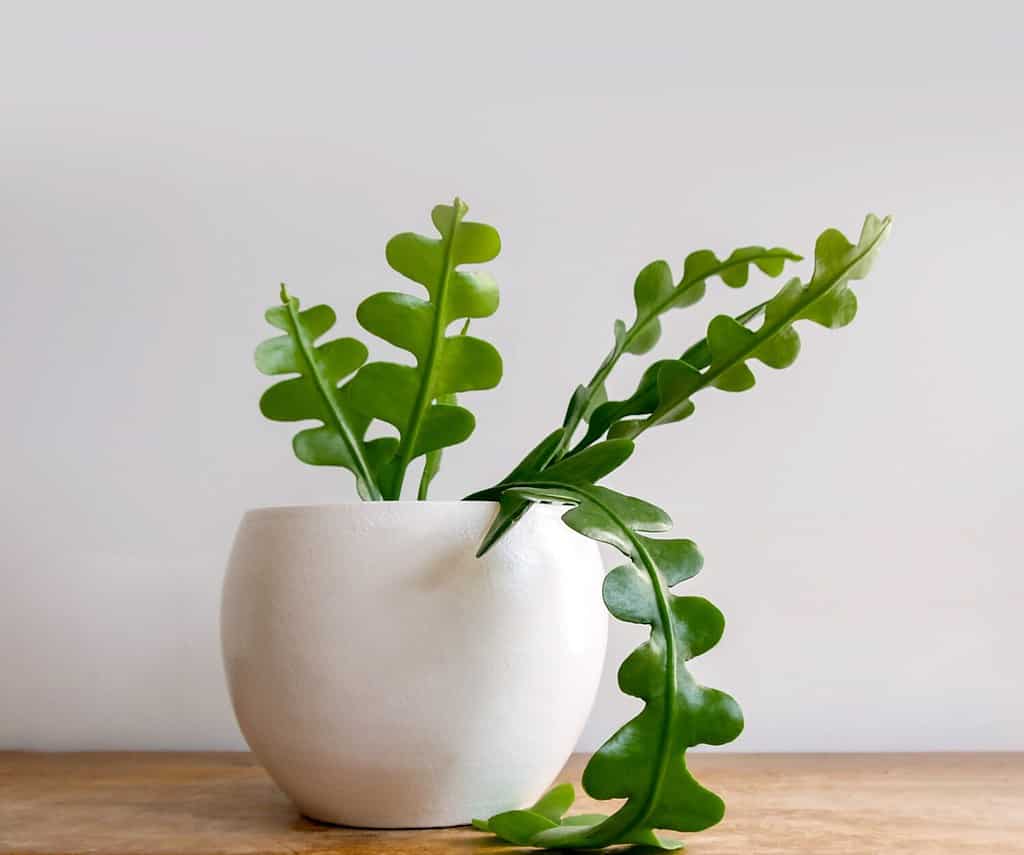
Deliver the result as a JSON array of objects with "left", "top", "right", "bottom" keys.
[{"left": 2, "top": 2, "right": 1021, "bottom": 753}]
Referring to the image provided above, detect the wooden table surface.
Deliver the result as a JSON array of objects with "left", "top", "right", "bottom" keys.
[{"left": 1, "top": 752, "right": 1021, "bottom": 854}]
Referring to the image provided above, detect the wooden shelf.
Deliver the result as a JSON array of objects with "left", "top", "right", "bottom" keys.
[{"left": 1, "top": 752, "right": 1021, "bottom": 853}]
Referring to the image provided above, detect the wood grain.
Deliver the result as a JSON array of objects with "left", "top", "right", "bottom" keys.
[{"left": 1, "top": 752, "right": 1021, "bottom": 854}]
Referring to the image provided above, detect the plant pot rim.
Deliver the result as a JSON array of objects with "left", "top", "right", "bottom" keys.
[
  {"left": 240, "top": 501, "right": 569, "bottom": 524},
  {"left": 241, "top": 501, "right": 497, "bottom": 507},
  {"left": 244, "top": 500, "right": 502, "bottom": 514}
]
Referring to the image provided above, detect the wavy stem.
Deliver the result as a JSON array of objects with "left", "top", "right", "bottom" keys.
[
  {"left": 385, "top": 199, "right": 466, "bottom": 498},
  {"left": 281, "top": 289, "right": 382, "bottom": 500},
  {"left": 555, "top": 253, "right": 790, "bottom": 458},
  {"left": 484, "top": 478, "right": 725, "bottom": 850},
  {"left": 563, "top": 300, "right": 770, "bottom": 459},
  {"left": 633, "top": 223, "right": 888, "bottom": 436},
  {"left": 532, "top": 484, "right": 678, "bottom": 847}
]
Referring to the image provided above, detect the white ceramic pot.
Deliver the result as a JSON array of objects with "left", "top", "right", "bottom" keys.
[{"left": 221, "top": 501, "right": 607, "bottom": 828}]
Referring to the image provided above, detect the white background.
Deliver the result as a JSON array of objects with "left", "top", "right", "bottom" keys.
[{"left": 2, "top": 2, "right": 1021, "bottom": 752}]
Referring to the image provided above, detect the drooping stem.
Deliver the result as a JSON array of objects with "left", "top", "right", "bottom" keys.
[
  {"left": 475, "top": 481, "right": 733, "bottom": 847},
  {"left": 549, "top": 486, "right": 679, "bottom": 847}
]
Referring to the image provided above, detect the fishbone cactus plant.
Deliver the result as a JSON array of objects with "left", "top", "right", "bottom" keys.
[{"left": 254, "top": 197, "right": 892, "bottom": 849}]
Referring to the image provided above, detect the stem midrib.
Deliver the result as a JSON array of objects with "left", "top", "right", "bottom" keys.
[
  {"left": 284, "top": 299, "right": 381, "bottom": 500},
  {"left": 387, "top": 207, "right": 463, "bottom": 498}
]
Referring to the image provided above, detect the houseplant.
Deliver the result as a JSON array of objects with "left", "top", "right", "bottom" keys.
[{"left": 224, "top": 198, "right": 891, "bottom": 848}]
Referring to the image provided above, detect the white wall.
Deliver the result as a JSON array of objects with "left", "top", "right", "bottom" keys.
[{"left": 1, "top": 2, "right": 1021, "bottom": 752}]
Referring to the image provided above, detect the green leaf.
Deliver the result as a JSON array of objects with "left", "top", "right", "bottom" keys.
[
  {"left": 563, "top": 380, "right": 610, "bottom": 431},
  {"left": 474, "top": 440, "right": 633, "bottom": 555},
  {"left": 346, "top": 198, "right": 503, "bottom": 498},
  {"left": 488, "top": 810, "right": 559, "bottom": 845},
  {"left": 465, "top": 428, "right": 567, "bottom": 553},
  {"left": 561, "top": 245, "right": 800, "bottom": 448},
  {"left": 476, "top": 477, "right": 742, "bottom": 850},
  {"left": 559, "top": 813, "right": 609, "bottom": 826},
  {"left": 563, "top": 302, "right": 769, "bottom": 457},
  {"left": 503, "top": 429, "right": 569, "bottom": 485},
  {"left": 531, "top": 783, "right": 576, "bottom": 822},
  {"left": 634, "top": 214, "right": 891, "bottom": 436},
  {"left": 473, "top": 782, "right": 575, "bottom": 844},
  {"left": 678, "top": 300, "right": 768, "bottom": 369},
  {"left": 469, "top": 244, "right": 799, "bottom": 550},
  {"left": 591, "top": 214, "right": 891, "bottom": 443},
  {"left": 541, "top": 439, "right": 636, "bottom": 486},
  {"left": 255, "top": 286, "right": 384, "bottom": 500},
  {"left": 627, "top": 260, "right": 675, "bottom": 355}
]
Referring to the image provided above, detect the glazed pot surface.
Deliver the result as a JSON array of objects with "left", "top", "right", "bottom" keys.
[{"left": 221, "top": 501, "right": 607, "bottom": 828}]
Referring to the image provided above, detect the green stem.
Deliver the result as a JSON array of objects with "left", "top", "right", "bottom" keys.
[
  {"left": 634, "top": 229, "right": 887, "bottom": 438},
  {"left": 559, "top": 300, "right": 771, "bottom": 460},
  {"left": 580, "top": 498, "right": 677, "bottom": 845},
  {"left": 499, "top": 483, "right": 678, "bottom": 847},
  {"left": 416, "top": 468, "right": 431, "bottom": 500},
  {"left": 555, "top": 254, "right": 778, "bottom": 459},
  {"left": 385, "top": 199, "right": 466, "bottom": 499},
  {"left": 282, "top": 292, "right": 382, "bottom": 500}
]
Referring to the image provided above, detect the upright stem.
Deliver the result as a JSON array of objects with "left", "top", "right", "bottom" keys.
[
  {"left": 282, "top": 289, "right": 382, "bottom": 500},
  {"left": 384, "top": 199, "right": 466, "bottom": 499}
]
